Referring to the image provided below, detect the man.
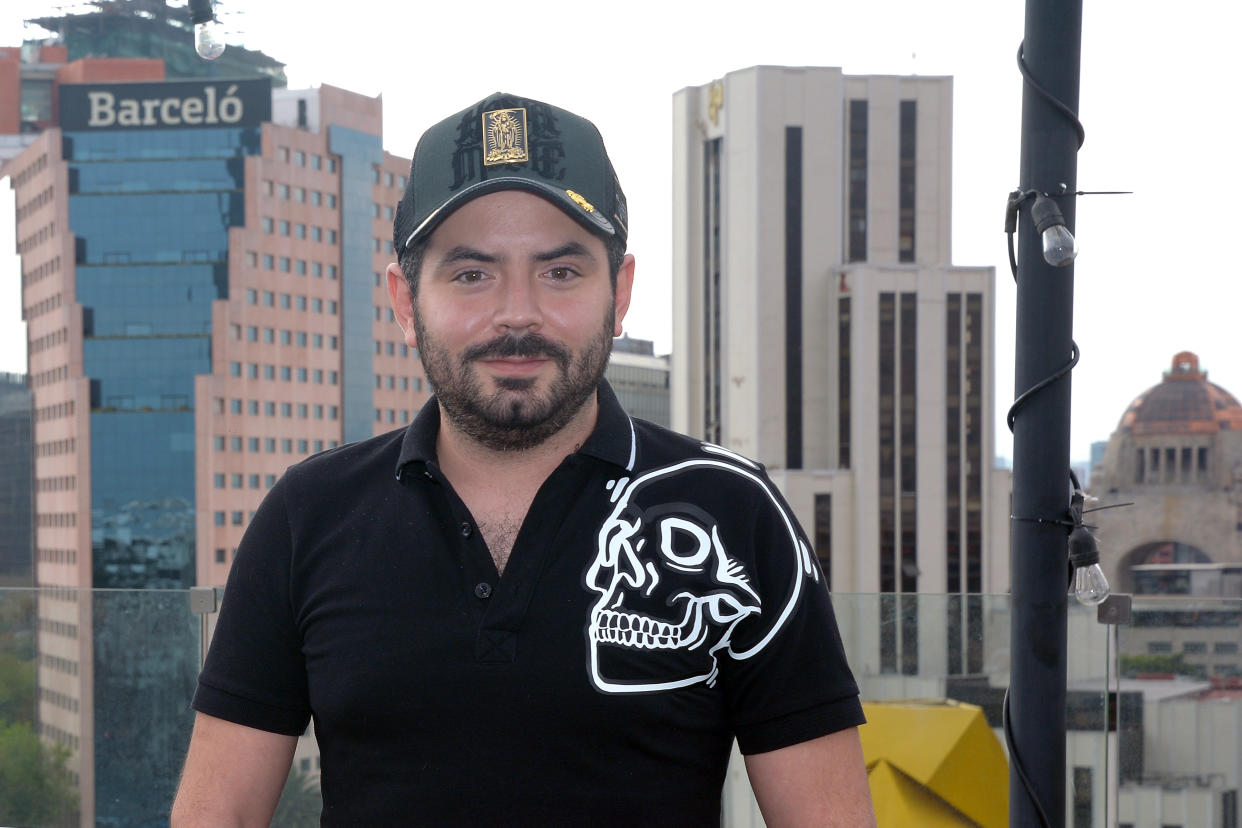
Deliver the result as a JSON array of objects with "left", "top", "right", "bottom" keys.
[{"left": 172, "top": 92, "right": 874, "bottom": 826}]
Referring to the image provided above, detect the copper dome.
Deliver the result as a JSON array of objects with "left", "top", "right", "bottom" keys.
[{"left": 1118, "top": 352, "right": 1242, "bottom": 436}]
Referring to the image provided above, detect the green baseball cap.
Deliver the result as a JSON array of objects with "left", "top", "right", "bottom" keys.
[{"left": 394, "top": 92, "right": 628, "bottom": 251}]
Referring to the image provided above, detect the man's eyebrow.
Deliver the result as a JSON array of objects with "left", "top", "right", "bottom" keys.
[
  {"left": 437, "top": 246, "right": 500, "bottom": 266},
  {"left": 534, "top": 242, "right": 596, "bottom": 262}
]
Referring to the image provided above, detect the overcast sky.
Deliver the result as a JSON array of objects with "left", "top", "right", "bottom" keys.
[{"left": 3, "top": 1, "right": 1240, "bottom": 465}]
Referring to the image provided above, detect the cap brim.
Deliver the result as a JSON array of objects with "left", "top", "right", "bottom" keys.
[{"left": 404, "top": 177, "right": 616, "bottom": 249}]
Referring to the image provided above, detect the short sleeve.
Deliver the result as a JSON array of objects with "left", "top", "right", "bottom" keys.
[
  {"left": 192, "top": 476, "right": 311, "bottom": 735},
  {"left": 718, "top": 478, "right": 864, "bottom": 755}
]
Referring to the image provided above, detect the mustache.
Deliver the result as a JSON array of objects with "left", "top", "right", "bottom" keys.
[{"left": 461, "top": 334, "right": 570, "bottom": 366}]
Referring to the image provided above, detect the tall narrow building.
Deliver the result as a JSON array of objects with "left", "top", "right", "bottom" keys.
[
  {"left": 3, "top": 50, "right": 426, "bottom": 823},
  {"left": 672, "top": 67, "right": 1011, "bottom": 680}
]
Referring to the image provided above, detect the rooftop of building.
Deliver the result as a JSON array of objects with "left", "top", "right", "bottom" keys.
[{"left": 1117, "top": 351, "right": 1242, "bottom": 437}]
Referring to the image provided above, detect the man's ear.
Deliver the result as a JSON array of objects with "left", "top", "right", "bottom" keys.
[
  {"left": 386, "top": 262, "right": 418, "bottom": 349},
  {"left": 612, "top": 253, "right": 636, "bottom": 337}
]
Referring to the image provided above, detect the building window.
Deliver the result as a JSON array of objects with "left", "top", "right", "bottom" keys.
[
  {"left": 898, "top": 100, "right": 916, "bottom": 262},
  {"left": 814, "top": 494, "right": 831, "bottom": 588},
  {"left": 879, "top": 293, "right": 899, "bottom": 674},
  {"left": 838, "top": 296, "right": 851, "bottom": 468},
  {"left": 847, "top": 99, "right": 868, "bottom": 262},
  {"left": 703, "top": 136, "right": 723, "bottom": 444},
  {"left": 785, "top": 126, "right": 803, "bottom": 470},
  {"left": 1072, "top": 766, "right": 1092, "bottom": 828}
]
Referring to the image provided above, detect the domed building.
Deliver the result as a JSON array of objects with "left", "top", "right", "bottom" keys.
[{"left": 1089, "top": 352, "right": 1242, "bottom": 596}]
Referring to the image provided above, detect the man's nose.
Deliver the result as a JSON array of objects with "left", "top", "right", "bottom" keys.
[{"left": 493, "top": 275, "right": 543, "bottom": 332}]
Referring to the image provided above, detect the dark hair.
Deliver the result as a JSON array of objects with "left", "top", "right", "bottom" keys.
[{"left": 399, "top": 232, "right": 626, "bottom": 300}]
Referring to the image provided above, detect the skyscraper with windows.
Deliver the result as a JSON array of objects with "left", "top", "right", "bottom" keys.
[
  {"left": 672, "top": 66, "right": 1011, "bottom": 680},
  {"left": 3, "top": 50, "right": 426, "bottom": 822}
]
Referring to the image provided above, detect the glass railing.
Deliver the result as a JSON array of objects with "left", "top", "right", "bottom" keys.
[
  {"left": 3, "top": 588, "right": 1234, "bottom": 827},
  {"left": 1113, "top": 595, "right": 1242, "bottom": 828}
]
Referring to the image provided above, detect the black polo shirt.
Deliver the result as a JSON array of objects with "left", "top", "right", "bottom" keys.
[{"left": 194, "top": 382, "right": 863, "bottom": 825}]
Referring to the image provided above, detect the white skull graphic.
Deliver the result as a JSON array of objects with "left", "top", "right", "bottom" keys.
[{"left": 584, "top": 447, "right": 818, "bottom": 694}]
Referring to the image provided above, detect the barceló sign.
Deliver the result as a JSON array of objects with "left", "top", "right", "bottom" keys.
[{"left": 59, "top": 78, "right": 271, "bottom": 131}]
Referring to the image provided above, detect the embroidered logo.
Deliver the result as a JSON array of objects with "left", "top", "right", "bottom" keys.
[
  {"left": 566, "top": 189, "right": 595, "bottom": 213},
  {"left": 482, "top": 107, "right": 529, "bottom": 166},
  {"left": 451, "top": 100, "right": 564, "bottom": 190}
]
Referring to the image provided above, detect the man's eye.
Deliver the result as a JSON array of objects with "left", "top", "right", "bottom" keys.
[
  {"left": 454, "top": 270, "right": 487, "bottom": 284},
  {"left": 546, "top": 267, "right": 577, "bottom": 281}
]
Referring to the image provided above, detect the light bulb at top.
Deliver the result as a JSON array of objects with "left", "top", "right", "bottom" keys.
[
  {"left": 1072, "top": 562, "right": 1110, "bottom": 606},
  {"left": 1042, "top": 224, "right": 1078, "bottom": 267},
  {"left": 194, "top": 19, "right": 226, "bottom": 60}
]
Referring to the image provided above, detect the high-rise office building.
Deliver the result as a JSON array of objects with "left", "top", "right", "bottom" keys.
[
  {"left": 672, "top": 66, "right": 1011, "bottom": 678},
  {"left": 3, "top": 46, "right": 425, "bottom": 821}
]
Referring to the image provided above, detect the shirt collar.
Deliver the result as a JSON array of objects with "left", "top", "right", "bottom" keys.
[{"left": 395, "top": 379, "right": 636, "bottom": 478}]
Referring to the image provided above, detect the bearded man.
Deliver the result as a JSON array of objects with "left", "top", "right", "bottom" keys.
[{"left": 172, "top": 93, "right": 875, "bottom": 827}]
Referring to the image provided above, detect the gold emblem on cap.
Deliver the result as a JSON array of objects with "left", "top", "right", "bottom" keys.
[
  {"left": 483, "top": 107, "right": 529, "bottom": 166},
  {"left": 566, "top": 190, "right": 595, "bottom": 213}
]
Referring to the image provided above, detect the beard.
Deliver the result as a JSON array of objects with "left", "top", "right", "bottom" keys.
[{"left": 413, "top": 305, "right": 615, "bottom": 452}]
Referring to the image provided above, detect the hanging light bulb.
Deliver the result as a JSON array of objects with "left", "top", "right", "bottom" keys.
[
  {"left": 189, "top": 0, "right": 226, "bottom": 60},
  {"left": 1067, "top": 524, "right": 1110, "bottom": 606},
  {"left": 194, "top": 19, "right": 226, "bottom": 60},
  {"left": 1030, "top": 193, "right": 1077, "bottom": 267},
  {"left": 1072, "top": 561, "right": 1110, "bottom": 606}
]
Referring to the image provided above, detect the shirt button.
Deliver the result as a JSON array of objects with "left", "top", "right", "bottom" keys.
[
  {"left": 459, "top": 521, "right": 473, "bottom": 538},
  {"left": 474, "top": 582, "right": 492, "bottom": 599}
]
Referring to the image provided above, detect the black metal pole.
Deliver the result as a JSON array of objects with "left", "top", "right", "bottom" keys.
[{"left": 1010, "top": 1, "right": 1083, "bottom": 826}]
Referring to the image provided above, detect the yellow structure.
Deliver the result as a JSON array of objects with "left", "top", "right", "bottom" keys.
[{"left": 860, "top": 700, "right": 1008, "bottom": 828}]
